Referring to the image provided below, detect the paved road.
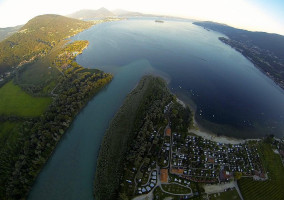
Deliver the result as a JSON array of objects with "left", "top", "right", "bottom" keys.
[{"left": 234, "top": 181, "right": 244, "bottom": 200}]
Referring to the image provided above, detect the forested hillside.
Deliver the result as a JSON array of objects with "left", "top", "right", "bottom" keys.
[
  {"left": 67, "top": 7, "right": 115, "bottom": 19},
  {"left": 0, "top": 14, "right": 93, "bottom": 74},
  {"left": 193, "top": 21, "right": 284, "bottom": 59},
  {"left": 193, "top": 21, "right": 284, "bottom": 89}
]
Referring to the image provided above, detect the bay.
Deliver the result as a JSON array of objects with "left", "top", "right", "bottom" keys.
[{"left": 29, "top": 17, "right": 284, "bottom": 200}]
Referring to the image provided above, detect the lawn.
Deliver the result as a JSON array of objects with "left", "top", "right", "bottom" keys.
[
  {"left": 153, "top": 186, "right": 199, "bottom": 200},
  {"left": 238, "top": 142, "right": 284, "bottom": 200},
  {"left": 161, "top": 183, "right": 192, "bottom": 194},
  {"left": 209, "top": 189, "right": 241, "bottom": 200},
  {"left": 0, "top": 81, "right": 52, "bottom": 117}
]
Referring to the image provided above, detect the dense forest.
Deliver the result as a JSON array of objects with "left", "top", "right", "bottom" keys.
[
  {"left": 94, "top": 76, "right": 193, "bottom": 199},
  {"left": 0, "top": 14, "right": 93, "bottom": 74},
  {"left": 94, "top": 76, "right": 172, "bottom": 199},
  {"left": 0, "top": 15, "right": 115, "bottom": 199},
  {"left": 0, "top": 64, "right": 112, "bottom": 199},
  {"left": 0, "top": 39, "right": 113, "bottom": 199}
]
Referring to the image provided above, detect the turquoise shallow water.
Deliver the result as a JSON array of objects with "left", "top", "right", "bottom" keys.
[
  {"left": 29, "top": 18, "right": 284, "bottom": 200},
  {"left": 28, "top": 60, "right": 156, "bottom": 200}
]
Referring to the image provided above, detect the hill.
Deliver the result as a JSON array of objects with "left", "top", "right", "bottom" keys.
[
  {"left": 67, "top": 7, "right": 115, "bottom": 19},
  {"left": 0, "top": 14, "right": 93, "bottom": 74},
  {"left": 112, "top": 9, "right": 143, "bottom": 17},
  {"left": 194, "top": 21, "right": 284, "bottom": 89},
  {"left": 193, "top": 21, "right": 284, "bottom": 59},
  {"left": 0, "top": 25, "right": 23, "bottom": 42}
]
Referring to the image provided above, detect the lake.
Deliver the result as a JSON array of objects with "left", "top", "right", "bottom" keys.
[{"left": 28, "top": 17, "right": 284, "bottom": 200}]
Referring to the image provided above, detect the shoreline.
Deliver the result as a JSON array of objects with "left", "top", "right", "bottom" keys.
[
  {"left": 175, "top": 96, "right": 246, "bottom": 144},
  {"left": 189, "top": 128, "right": 245, "bottom": 144}
]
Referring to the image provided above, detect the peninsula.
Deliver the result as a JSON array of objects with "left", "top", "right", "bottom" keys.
[{"left": 94, "top": 76, "right": 284, "bottom": 200}]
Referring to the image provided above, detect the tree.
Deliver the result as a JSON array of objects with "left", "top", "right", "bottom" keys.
[
  {"left": 119, "top": 193, "right": 129, "bottom": 200},
  {"left": 234, "top": 172, "right": 242, "bottom": 180}
]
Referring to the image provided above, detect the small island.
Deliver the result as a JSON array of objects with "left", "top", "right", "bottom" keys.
[{"left": 155, "top": 20, "right": 164, "bottom": 23}]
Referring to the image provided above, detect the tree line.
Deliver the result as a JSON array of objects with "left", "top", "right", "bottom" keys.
[{"left": 0, "top": 37, "right": 113, "bottom": 199}]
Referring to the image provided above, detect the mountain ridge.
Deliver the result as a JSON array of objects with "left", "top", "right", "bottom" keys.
[
  {"left": 67, "top": 7, "right": 115, "bottom": 19},
  {"left": 0, "top": 25, "right": 23, "bottom": 42}
]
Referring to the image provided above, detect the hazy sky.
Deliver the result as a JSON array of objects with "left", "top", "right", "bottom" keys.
[{"left": 0, "top": 0, "right": 283, "bottom": 35}]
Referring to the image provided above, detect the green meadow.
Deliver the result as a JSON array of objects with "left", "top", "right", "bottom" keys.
[{"left": 0, "top": 81, "right": 51, "bottom": 117}]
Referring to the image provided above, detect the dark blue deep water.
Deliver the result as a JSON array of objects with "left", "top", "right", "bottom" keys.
[
  {"left": 29, "top": 18, "right": 284, "bottom": 200},
  {"left": 75, "top": 18, "right": 284, "bottom": 139}
]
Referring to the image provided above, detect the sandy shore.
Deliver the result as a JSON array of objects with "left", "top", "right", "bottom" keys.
[
  {"left": 189, "top": 128, "right": 245, "bottom": 144},
  {"left": 176, "top": 97, "right": 186, "bottom": 108},
  {"left": 176, "top": 97, "right": 245, "bottom": 144}
]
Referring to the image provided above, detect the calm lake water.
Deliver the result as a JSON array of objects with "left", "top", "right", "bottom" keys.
[{"left": 29, "top": 18, "right": 284, "bottom": 199}]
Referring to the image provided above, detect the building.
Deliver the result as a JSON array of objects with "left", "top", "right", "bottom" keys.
[
  {"left": 165, "top": 127, "right": 171, "bottom": 137},
  {"left": 171, "top": 167, "right": 184, "bottom": 174}
]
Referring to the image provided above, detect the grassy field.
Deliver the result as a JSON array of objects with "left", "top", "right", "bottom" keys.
[
  {"left": 161, "top": 183, "right": 192, "bottom": 194},
  {"left": 209, "top": 189, "right": 241, "bottom": 200},
  {"left": 238, "top": 142, "right": 284, "bottom": 200},
  {"left": 0, "top": 81, "right": 51, "bottom": 117},
  {"left": 153, "top": 186, "right": 200, "bottom": 200}
]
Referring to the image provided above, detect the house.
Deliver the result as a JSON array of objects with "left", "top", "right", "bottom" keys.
[
  {"left": 208, "top": 157, "right": 215, "bottom": 164},
  {"left": 219, "top": 170, "right": 232, "bottom": 181},
  {"left": 171, "top": 167, "right": 184, "bottom": 174},
  {"left": 165, "top": 127, "right": 171, "bottom": 136}
]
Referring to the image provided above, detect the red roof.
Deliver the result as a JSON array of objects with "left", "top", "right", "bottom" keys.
[{"left": 165, "top": 128, "right": 171, "bottom": 136}]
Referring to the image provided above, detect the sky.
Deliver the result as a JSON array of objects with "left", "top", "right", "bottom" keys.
[{"left": 0, "top": 0, "right": 283, "bottom": 35}]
